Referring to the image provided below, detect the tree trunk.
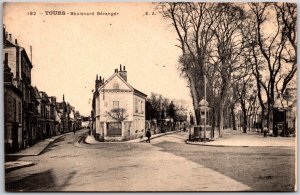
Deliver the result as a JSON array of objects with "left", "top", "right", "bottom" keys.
[
  {"left": 241, "top": 100, "right": 247, "bottom": 133},
  {"left": 219, "top": 102, "right": 224, "bottom": 137},
  {"left": 260, "top": 107, "right": 265, "bottom": 133},
  {"left": 231, "top": 105, "right": 237, "bottom": 130},
  {"left": 186, "top": 70, "right": 199, "bottom": 125},
  {"left": 212, "top": 107, "right": 215, "bottom": 131},
  {"left": 267, "top": 104, "right": 273, "bottom": 134}
]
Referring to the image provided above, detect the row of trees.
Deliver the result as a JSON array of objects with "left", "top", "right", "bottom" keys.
[
  {"left": 158, "top": 3, "right": 296, "bottom": 136},
  {"left": 146, "top": 92, "right": 189, "bottom": 122}
]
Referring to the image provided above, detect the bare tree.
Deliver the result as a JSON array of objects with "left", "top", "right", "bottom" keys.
[
  {"left": 159, "top": 3, "right": 218, "bottom": 125},
  {"left": 208, "top": 3, "right": 245, "bottom": 136},
  {"left": 244, "top": 3, "right": 297, "bottom": 132},
  {"left": 274, "top": 3, "right": 297, "bottom": 95},
  {"left": 105, "top": 108, "right": 129, "bottom": 123}
]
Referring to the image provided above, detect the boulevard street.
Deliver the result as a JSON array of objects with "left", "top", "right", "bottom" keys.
[{"left": 5, "top": 130, "right": 295, "bottom": 192}]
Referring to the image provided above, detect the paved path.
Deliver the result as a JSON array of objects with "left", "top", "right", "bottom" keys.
[
  {"left": 62, "top": 144, "right": 251, "bottom": 191},
  {"left": 6, "top": 129, "right": 88, "bottom": 157},
  {"left": 5, "top": 129, "right": 89, "bottom": 171},
  {"left": 187, "top": 129, "right": 296, "bottom": 147}
]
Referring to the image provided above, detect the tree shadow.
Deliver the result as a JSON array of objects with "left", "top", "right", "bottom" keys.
[
  {"left": 40, "top": 136, "right": 66, "bottom": 155},
  {"left": 5, "top": 169, "right": 77, "bottom": 192},
  {"left": 154, "top": 142, "right": 295, "bottom": 192}
]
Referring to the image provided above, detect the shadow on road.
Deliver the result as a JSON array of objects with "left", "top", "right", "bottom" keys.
[
  {"left": 153, "top": 141, "right": 295, "bottom": 192},
  {"left": 5, "top": 169, "right": 77, "bottom": 192}
]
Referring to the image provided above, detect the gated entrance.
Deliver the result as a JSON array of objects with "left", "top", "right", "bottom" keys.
[{"left": 107, "top": 122, "right": 122, "bottom": 136}]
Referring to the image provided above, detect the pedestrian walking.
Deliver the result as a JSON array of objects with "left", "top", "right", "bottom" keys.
[
  {"left": 73, "top": 124, "right": 76, "bottom": 135},
  {"left": 263, "top": 127, "right": 267, "bottom": 138},
  {"left": 146, "top": 129, "right": 151, "bottom": 143}
]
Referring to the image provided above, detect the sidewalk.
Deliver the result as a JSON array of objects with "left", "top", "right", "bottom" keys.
[
  {"left": 5, "top": 129, "right": 88, "bottom": 171},
  {"left": 186, "top": 129, "right": 296, "bottom": 147},
  {"left": 85, "top": 130, "right": 181, "bottom": 144},
  {"left": 5, "top": 161, "right": 34, "bottom": 172},
  {"left": 6, "top": 133, "right": 69, "bottom": 157},
  {"left": 127, "top": 130, "right": 181, "bottom": 143}
]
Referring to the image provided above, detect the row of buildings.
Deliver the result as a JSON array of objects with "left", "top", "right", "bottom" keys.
[{"left": 4, "top": 26, "right": 82, "bottom": 153}]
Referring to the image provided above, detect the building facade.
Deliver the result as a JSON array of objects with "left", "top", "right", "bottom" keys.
[
  {"left": 93, "top": 65, "right": 147, "bottom": 141},
  {"left": 4, "top": 53, "right": 23, "bottom": 152},
  {"left": 4, "top": 27, "right": 34, "bottom": 148}
]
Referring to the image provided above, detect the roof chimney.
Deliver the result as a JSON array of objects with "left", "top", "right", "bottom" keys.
[
  {"left": 120, "top": 64, "right": 122, "bottom": 71},
  {"left": 9, "top": 34, "right": 12, "bottom": 41},
  {"left": 119, "top": 65, "right": 127, "bottom": 81}
]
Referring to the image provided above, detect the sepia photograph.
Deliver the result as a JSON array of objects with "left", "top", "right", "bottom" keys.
[{"left": 3, "top": 2, "right": 297, "bottom": 192}]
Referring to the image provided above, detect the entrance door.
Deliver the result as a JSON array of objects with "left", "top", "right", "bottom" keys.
[
  {"left": 107, "top": 122, "right": 122, "bottom": 136},
  {"left": 12, "top": 122, "right": 19, "bottom": 152}
]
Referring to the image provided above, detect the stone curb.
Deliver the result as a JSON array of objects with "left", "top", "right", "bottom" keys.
[
  {"left": 5, "top": 130, "right": 89, "bottom": 172},
  {"left": 84, "top": 130, "right": 182, "bottom": 144},
  {"left": 185, "top": 140, "right": 295, "bottom": 147},
  {"left": 6, "top": 134, "right": 67, "bottom": 157},
  {"left": 6, "top": 129, "right": 88, "bottom": 157},
  {"left": 5, "top": 161, "right": 34, "bottom": 172},
  {"left": 139, "top": 130, "right": 181, "bottom": 143},
  {"left": 186, "top": 141, "right": 244, "bottom": 147}
]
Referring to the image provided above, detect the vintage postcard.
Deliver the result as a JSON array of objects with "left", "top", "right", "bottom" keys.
[{"left": 3, "top": 2, "right": 297, "bottom": 192}]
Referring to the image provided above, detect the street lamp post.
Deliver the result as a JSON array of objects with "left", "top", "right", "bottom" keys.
[{"left": 204, "top": 69, "right": 207, "bottom": 141}]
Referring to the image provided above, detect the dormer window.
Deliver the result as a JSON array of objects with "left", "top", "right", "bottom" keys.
[{"left": 113, "top": 83, "right": 119, "bottom": 89}]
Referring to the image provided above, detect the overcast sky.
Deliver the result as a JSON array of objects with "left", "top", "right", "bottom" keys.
[{"left": 3, "top": 2, "right": 193, "bottom": 116}]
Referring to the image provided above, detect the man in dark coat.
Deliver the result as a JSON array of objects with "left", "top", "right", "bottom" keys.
[{"left": 146, "top": 129, "right": 151, "bottom": 143}]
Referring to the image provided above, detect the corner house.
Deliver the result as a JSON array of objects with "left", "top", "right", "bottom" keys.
[{"left": 93, "top": 65, "right": 147, "bottom": 141}]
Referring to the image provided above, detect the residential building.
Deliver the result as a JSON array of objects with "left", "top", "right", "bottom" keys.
[
  {"left": 4, "top": 26, "right": 34, "bottom": 148},
  {"left": 68, "top": 104, "right": 75, "bottom": 131},
  {"left": 38, "top": 91, "right": 51, "bottom": 139},
  {"left": 48, "top": 96, "right": 57, "bottom": 137},
  {"left": 56, "top": 95, "right": 68, "bottom": 133},
  {"left": 93, "top": 65, "right": 147, "bottom": 141},
  {"left": 4, "top": 53, "right": 23, "bottom": 152},
  {"left": 32, "top": 87, "right": 43, "bottom": 141},
  {"left": 29, "top": 86, "right": 40, "bottom": 145}
]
